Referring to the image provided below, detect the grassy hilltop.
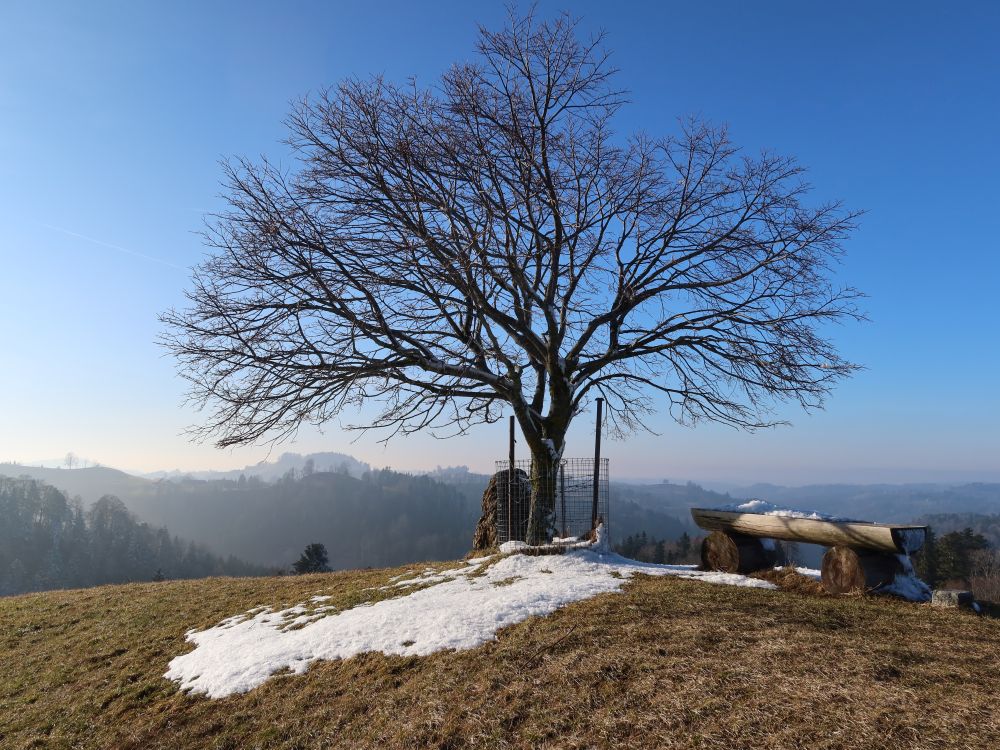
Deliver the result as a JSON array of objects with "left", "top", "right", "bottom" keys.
[{"left": 2, "top": 562, "right": 999, "bottom": 749}]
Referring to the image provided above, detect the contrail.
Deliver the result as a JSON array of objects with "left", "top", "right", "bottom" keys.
[{"left": 40, "top": 223, "right": 187, "bottom": 271}]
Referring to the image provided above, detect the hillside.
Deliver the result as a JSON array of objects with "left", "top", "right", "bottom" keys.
[
  {"left": 0, "top": 464, "right": 484, "bottom": 570},
  {"left": 3, "top": 463, "right": 696, "bottom": 570},
  {"left": 2, "top": 555, "right": 998, "bottom": 748},
  {"left": 123, "top": 470, "right": 482, "bottom": 569},
  {"left": 0, "top": 477, "right": 265, "bottom": 596},
  {"left": 0, "top": 463, "right": 153, "bottom": 506}
]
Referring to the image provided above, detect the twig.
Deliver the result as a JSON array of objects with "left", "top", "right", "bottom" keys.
[{"left": 522, "top": 625, "right": 578, "bottom": 666}]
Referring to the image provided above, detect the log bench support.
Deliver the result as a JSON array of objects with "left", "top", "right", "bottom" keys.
[
  {"left": 700, "top": 533, "right": 903, "bottom": 594},
  {"left": 820, "top": 545, "right": 900, "bottom": 594},
  {"left": 700, "top": 531, "right": 786, "bottom": 574}
]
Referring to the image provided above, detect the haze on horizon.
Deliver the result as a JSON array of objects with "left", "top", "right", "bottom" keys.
[{"left": 2, "top": 1, "right": 998, "bottom": 485}]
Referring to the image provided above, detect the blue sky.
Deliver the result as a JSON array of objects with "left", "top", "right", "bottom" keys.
[{"left": 1, "top": 1, "right": 997, "bottom": 482}]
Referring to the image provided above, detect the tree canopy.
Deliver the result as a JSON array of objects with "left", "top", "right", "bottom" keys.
[{"left": 162, "top": 10, "right": 861, "bottom": 485}]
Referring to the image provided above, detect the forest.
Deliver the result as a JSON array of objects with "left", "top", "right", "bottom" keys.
[
  {"left": 912, "top": 526, "right": 1000, "bottom": 602},
  {"left": 123, "top": 468, "right": 483, "bottom": 569},
  {"left": 0, "top": 476, "right": 263, "bottom": 596},
  {"left": 613, "top": 531, "right": 701, "bottom": 565}
]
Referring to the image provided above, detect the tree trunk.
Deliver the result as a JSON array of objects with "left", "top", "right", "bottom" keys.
[
  {"left": 515, "top": 393, "right": 570, "bottom": 546},
  {"left": 525, "top": 448, "right": 557, "bottom": 545}
]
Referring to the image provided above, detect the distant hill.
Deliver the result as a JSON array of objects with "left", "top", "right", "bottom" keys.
[
  {"left": 0, "top": 463, "right": 153, "bottom": 506},
  {"left": 611, "top": 480, "right": 735, "bottom": 518},
  {"left": 913, "top": 512, "right": 1000, "bottom": 548},
  {"left": 3, "top": 461, "right": 471, "bottom": 571},
  {"left": 0, "top": 476, "right": 264, "bottom": 596},
  {"left": 142, "top": 451, "right": 371, "bottom": 481},
  {"left": 120, "top": 469, "right": 482, "bottom": 569},
  {"left": 0, "top": 460, "right": 695, "bottom": 572},
  {"left": 723, "top": 482, "right": 1000, "bottom": 522},
  {"left": 611, "top": 498, "right": 691, "bottom": 541},
  {"left": 8, "top": 457, "right": 998, "bottom": 574}
]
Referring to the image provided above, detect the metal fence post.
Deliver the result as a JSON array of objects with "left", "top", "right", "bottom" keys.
[
  {"left": 559, "top": 462, "right": 566, "bottom": 537},
  {"left": 508, "top": 415, "right": 515, "bottom": 542},
  {"left": 591, "top": 398, "right": 603, "bottom": 530}
]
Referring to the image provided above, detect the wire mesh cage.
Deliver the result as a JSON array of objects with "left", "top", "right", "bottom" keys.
[{"left": 494, "top": 458, "right": 609, "bottom": 545}]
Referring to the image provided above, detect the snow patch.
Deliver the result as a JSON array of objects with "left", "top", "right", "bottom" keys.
[
  {"left": 877, "top": 555, "right": 932, "bottom": 602},
  {"left": 386, "top": 558, "right": 488, "bottom": 590},
  {"left": 541, "top": 438, "right": 562, "bottom": 460},
  {"left": 499, "top": 540, "right": 528, "bottom": 554},
  {"left": 502, "top": 524, "right": 601, "bottom": 554},
  {"left": 165, "top": 547, "right": 776, "bottom": 698},
  {"left": 591, "top": 522, "right": 609, "bottom": 552}
]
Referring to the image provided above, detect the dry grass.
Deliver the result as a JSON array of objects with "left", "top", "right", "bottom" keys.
[
  {"left": 1, "top": 560, "right": 998, "bottom": 749},
  {"left": 753, "top": 565, "right": 830, "bottom": 597}
]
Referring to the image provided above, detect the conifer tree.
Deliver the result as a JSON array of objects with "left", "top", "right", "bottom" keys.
[{"left": 293, "top": 543, "right": 331, "bottom": 574}]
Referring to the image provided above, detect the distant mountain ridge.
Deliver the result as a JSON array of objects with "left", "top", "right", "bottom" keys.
[
  {"left": 4, "top": 457, "right": 998, "bottom": 574},
  {"left": 142, "top": 451, "right": 371, "bottom": 481},
  {"left": 716, "top": 482, "right": 1000, "bottom": 523},
  {"left": 0, "top": 463, "right": 151, "bottom": 506},
  {"left": 7, "top": 455, "right": 997, "bottom": 524}
]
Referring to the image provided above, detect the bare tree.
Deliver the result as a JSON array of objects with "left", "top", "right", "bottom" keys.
[
  {"left": 970, "top": 549, "right": 1000, "bottom": 603},
  {"left": 162, "top": 11, "right": 862, "bottom": 542}
]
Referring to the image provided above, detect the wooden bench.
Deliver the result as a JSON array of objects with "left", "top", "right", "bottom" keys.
[{"left": 690, "top": 508, "right": 928, "bottom": 595}]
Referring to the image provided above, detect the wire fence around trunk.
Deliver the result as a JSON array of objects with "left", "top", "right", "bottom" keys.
[{"left": 494, "top": 458, "right": 609, "bottom": 545}]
